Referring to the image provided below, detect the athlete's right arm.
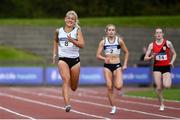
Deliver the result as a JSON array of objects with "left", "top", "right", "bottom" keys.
[
  {"left": 96, "top": 40, "right": 110, "bottom": 63},
  {"left": 52, "top": 30, "right": 58, "bottom": 64},
  {"left": 96, "top": 40, "right": 105, "bottom": 60},
  {"left": 144, "top": 43, "right": 154, "bottom": 61}
]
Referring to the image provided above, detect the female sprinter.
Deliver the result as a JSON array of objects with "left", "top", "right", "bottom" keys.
[
  {"left": 96, "top": 24, "right": 129, "bottom": 114},
  {"left": 52, "top": 10, "right": 85, "bottom": 112},
  {"left": 144, "top": 28, "right": 176, "bottom": 111}
]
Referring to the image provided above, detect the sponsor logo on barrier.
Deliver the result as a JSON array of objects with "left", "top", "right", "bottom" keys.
[
  {"left": 0, "top": 73, "right": 37, "bottom": 80},
  {"left": 0, "top": 67, "right": 43, "bottom": 84}
]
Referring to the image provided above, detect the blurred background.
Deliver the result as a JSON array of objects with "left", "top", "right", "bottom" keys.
[{"left": 0, "top": 0, "right": 180, "bottom": 93}]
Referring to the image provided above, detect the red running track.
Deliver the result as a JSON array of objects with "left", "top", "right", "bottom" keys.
[{"left": 0, "top": 86, "right": 179, "bottom": 119}]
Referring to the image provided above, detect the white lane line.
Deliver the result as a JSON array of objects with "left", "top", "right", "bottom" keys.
[
  {"left": 0, "top": 92, "right": 110, "bottom": 119},
  {"left": 0, "top": 106, "right": 36, "bottom": 120},
  {"left": 84, "top": 88, "right": 180, "bottom": 103},
  {"left": 78, "top": 88, "right": 180, "bottom": 103},
  {"left": 124, "top": 95, "right": 180, "bottom": 103},
  {"left": 10, "top": 88, "right": 180, "bottom": 119},
  {"left": 40, "top": 87, "right": 180, "bottom": 110},
  {"left": 85, "top": 94, "right": 180, "bottom": 111}
]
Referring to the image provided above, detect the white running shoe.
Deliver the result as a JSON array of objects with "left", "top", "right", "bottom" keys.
[
  {"left": 65, "top": 105, "right": 71, "bottom": 112},
  {"left": 110, "top": 106, "right": 116, "bottom": 114},
  {"left": 159, "top": 105, "right": 165, "bottom": 111}
]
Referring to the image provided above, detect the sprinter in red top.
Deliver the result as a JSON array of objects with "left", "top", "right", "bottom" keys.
[
  {"left": 153, "top": 39, "right": 171, "bottom": 66},
  {"left": 144, "top": 28, "right": 176, "bottom": 111}
]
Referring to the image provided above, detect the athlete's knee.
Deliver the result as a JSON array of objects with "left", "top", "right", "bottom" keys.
[
  {"left": 114, "top": 81, "right": 123, "bottom": 90},
  {"left": 63, "top": 80, "right": 70, "bottom": 87},
  {"left": 163, "top": 81, "right": 171, "bottom": 89},
  {"left": 156, "top": 88, "right": 162, "bottom": 93},
  {"left": 164, "top": 84, "right": 171, "bottom": 89},
  {"left": 71, "top": 85, "right": 78, "bottom": 91},
  {"left": 71, "top": 87, "right": 77, "bottom": 91},
  {"left": 115, "top": 85, "right": 122, "bottom": 90},
  {"left": 61, "top": 75, "right": 70, "bottom": 83},
  {"left": 155, "top": 83, "right": 162, "bottom": 90}
]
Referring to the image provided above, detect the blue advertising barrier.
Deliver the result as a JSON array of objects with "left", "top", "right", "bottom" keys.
[
  {"left": 123, "top": 67, "right": 152, "bottom": 85},
  {"left": 45, "top": 67, "right": 105, "bottom": 85},
  {"left": 46, "top": 67, "right": 152, "bottom": 85},
  {"left": 0, "top": 67, "right": 179, "bottom": 85},
  {"left": 172, "top": 68, "right": 180, "bottom": 84},
  {"left": 80, "top": 67, "right": 105, "bottom": 85},
  {"left": 0, "top": 67, "right": 43, "bottom": 85},
  {"left": 46, "top": 67, "right": 63, "bottom": 85},
  {"left": 123, "top": 67, "right": 180, "bottom": 85}
]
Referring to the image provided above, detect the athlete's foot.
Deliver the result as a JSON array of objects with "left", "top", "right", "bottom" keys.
[
  {"left": 110, "top": 106, "right": 116, "bottom": 114},
  {"left": 65, "top": 105, "right": 71, "bottom": 112},
  {"left": 159, "top": 104, "right": 165, "bottom": 111}
]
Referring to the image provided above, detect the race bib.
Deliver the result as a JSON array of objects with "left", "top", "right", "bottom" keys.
[
  {"left": 155, "top": 54, "right": 167, "bottom": 61},
  {"left": 60, "top": 41, "right": 73, "bottom": 47}
]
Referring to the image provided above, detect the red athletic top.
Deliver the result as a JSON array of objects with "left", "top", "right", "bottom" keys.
[{"left": 153, "top": 39, "right": 171, "bottom": 66}]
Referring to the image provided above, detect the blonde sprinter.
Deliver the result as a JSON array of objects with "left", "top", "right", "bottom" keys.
[
  {"left": 52, "top": 10, "right": 84, "bottom": 112},
  {"left": 96, "top": 24, "right": 129, "bottom": 114}
]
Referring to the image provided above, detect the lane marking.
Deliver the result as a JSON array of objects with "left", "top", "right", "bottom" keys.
[
  {"left": 40, "top": 87, "right": 180, "bottom": 110},
  {"left": 0, "top": 106, "right": 36, "bottom": 120},
  {"left": 0, "top": 92, "right": 110, "bottom": 119},
  {"left": 10, "top": 88, "right": 180, "bottom": 119},
  {"left": 85, "top": 94, "right": 180, "bottom": 111},
  {"left": 124, "top": 95, "right": 180, "bottom": 103}
]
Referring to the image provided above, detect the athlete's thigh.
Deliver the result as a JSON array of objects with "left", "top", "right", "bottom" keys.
[
  {"left": 58, "top": 61, "right": 70, "bottom": 81},
  {"left": 70, "top": 62, "right": 80, "bottom": 84},
  {"left": 162, "top": 72, "right": 172, "bottom": 88},
  {"left": 104, "top": 68, "right": 113, "bottom": 89},
  {"left": 113, "top": 68, "right": 123, "bottom": 89},
  {"left": 153, "top": 71, "right": 162, "bottom": 89}
]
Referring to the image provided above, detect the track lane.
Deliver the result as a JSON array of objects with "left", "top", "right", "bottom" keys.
[
  {"left": 9, "top": 87, "right": 180, "bottom": 119},
  {"left": 0, "top": 88, "right": 110, "bottom": 119},
  {"left": 0, "top": 86, "right": 179, "bottom": 119}
]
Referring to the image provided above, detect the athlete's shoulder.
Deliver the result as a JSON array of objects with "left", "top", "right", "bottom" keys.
[
  {"left": 117, "top": 36, "right": 124, "bottom": 44},
  {"left": 166, "top": 40, "right": 172, "bottom": 44},
  {"left": 102, "top": 36, "right": 107, "bottom": 43},
  {"left": 98, "top": 39, "right": 104, "bottom": 46},
  {"left": 56, "top": 27, "right": 63, "bottom": 33},
  {"left": 166, "top": 40, "right": 173, "bottom": 48},
  {"left": 149, "top": 42, "right": 153, "bottom": 46},
  {"left": 148, "top": 42, "right": 153, "bottom": 49},
  {"left": 76, "top": 27, "right": 82, "bottom": 34}
]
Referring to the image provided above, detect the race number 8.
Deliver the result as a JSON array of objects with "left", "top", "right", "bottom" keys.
[{"left": 65, "top": 41, "right": 68, "bottom": 46}]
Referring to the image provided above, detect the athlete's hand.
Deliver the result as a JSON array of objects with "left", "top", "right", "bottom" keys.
[
  {"left": 149, "top": 53, "right": 157, "bottom": 60},
  {"left": 170, "top": 62, "right": 174, "bottom": 68},
  {"left": 122, "top": 65, "right": 127, "bottom": 70},
  {"left": 52, "top": 55, "right": 56, "bottom": 64},
  {"left": 67, "top": 34, "right": 73, "bottom": 42}
]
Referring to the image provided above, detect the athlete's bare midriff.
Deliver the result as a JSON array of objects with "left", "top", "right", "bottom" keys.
[{"left": 106, "top": 54, "right": 120, "bottom": 64}]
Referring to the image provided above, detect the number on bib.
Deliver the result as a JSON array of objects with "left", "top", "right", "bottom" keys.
[
  {"left": 156, "top": 54, "right": 167, "bottom": 61},
  {"left": 65, "top": 41, "right": 68, "bottom": 46}
]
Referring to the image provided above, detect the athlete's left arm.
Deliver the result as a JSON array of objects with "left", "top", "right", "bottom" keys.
[
  {"left": 167, "top": 40, "right": 177, "bottom": 66},
  {"left": 67, "top": 28, "right": 85, "bottom": 48},
  {"left": 120, "top": 38, "right": 129, "bottom": 70}
]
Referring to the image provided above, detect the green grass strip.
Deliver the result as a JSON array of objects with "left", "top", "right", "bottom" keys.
[
  {"left": 0, "top": 45, "right": 44, "bottom": 66},
  {"left": 0, "top": 16, "right": 180, "bottom": 27},
  {"left": 125, "top": 88, "right": 180, "bottom": 101}
]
